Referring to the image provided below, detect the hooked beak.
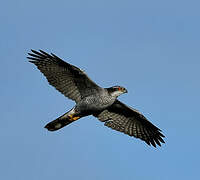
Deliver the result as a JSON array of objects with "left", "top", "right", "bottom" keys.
[{"left": 123, "top": 88, "right": 128, "bottom": 93}]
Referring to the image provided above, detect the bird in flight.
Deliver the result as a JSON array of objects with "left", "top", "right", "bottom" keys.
[{"left": 28, "top": 50, "right": 165, "bottom": 147}]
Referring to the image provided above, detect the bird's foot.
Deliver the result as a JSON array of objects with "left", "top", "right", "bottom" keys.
[{"left": 68, "top": 114, "right": 80, "bottom": 121}]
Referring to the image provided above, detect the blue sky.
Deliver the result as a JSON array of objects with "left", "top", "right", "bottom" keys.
[{"left": 1, "top": 0, "right": 200, "bottom": 179}]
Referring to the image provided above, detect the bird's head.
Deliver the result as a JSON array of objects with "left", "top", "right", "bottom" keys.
[{"left": 107, "top": 86, "right": 128, "bottom": 97}]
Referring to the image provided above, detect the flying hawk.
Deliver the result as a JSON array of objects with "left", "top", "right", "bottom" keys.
[{"left": 28, "top": 50, "right": 165, "bottom": 147}]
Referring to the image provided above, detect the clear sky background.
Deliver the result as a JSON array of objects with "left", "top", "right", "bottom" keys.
[{"left": 1, "top": 0, "right": 200, "bottom": 179}]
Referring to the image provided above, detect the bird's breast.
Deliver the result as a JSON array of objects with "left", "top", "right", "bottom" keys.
[{"left": 76, "top": 95, "right": 115, "bottom": 113}]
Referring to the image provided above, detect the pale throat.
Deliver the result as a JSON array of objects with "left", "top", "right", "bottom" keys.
[{"left": 111, "top": 90, "right": 124, "bottom": 97}]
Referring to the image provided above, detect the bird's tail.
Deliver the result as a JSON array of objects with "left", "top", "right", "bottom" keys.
[{"left": 44, "top": 108, "right": 80, "bottom": 131}]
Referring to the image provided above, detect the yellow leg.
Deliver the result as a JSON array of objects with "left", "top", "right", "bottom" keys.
[
  {"left": 72, "top": 116, "right": 80, "bottom": 121},
  {"left": 68, "top": 114, "right": 80, "bottom": 121}
]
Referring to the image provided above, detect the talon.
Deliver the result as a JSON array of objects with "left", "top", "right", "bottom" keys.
[
  {"left": 68, "top": 114, "right": 73, "bottom": 121},
  {"left": 68, "top": 114, "right": 80, "bottom": 121},
  {"left": 72, "top": 116, "right": 80, "bottom": 121}
]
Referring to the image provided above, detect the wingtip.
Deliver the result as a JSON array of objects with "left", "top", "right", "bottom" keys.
[
  {"left": 30, "top": 49, "right": 38, "bottom": 54},
  {"left": 145, "top": 136, "right": 165, "bottom": 148},
  {"left": 39, "top": 49, "right": 45, "bottom": 53},
  {"left": 27, "top": 56, "right": 37, "bottom": 62}
]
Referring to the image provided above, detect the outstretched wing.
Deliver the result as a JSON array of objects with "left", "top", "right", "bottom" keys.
[
  {"left": 28, "top": 50, "right": 101, "bottom": 103},
  {"left": 94, "top": 100, "right": 165, "bottom": 147}
]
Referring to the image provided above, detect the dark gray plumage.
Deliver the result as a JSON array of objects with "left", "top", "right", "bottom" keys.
[{"left": 28, "top": 50, "right": 165, "bottom": 148}]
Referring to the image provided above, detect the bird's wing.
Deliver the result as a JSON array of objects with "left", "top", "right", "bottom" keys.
[
  {"left": 28, "top": 50, "right": 101, "bottom": 103},
  {"left": 94, "top": 100, "right": 165, "bottom": 147}
]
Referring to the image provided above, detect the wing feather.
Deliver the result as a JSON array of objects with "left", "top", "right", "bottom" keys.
[
  {"left": 94, "top": 100, "right": 165, "bottom": 147},
  {"left": 28, "top": 50, "right": 101, "bottom": 103}
]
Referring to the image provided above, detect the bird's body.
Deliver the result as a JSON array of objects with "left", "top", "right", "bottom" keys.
[
  {"left": 76, "top": 89, "right": 115, "bottom": 113},
  {"left": 28, "top": 50, "right": 165, "bottom": 148}
]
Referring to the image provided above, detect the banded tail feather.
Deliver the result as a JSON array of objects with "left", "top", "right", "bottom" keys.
[{"left": 44, "top": 108, "right": 78, "bottom": 131}]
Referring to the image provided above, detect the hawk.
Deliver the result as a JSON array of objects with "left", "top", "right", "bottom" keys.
[{"left": 28, "top": 50, "right": 165, "bottom": 147}]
